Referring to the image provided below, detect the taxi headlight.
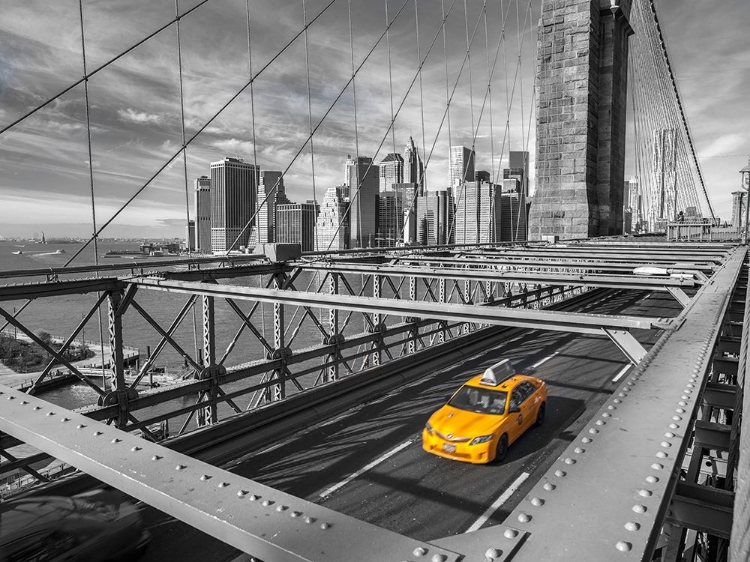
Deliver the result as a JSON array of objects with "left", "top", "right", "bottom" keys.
[
  {"left": 470, "top": 434, "right": 494, "bottom": 445},
  {"left": 425, "top": 421, "right": 434, "bottom": 435}
]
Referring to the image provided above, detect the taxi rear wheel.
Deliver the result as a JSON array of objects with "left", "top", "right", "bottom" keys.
[
  {"left": 494, "top": 434, "right": 509, "bottom": 462},
  {"left": 534, "top": 402, "right": 546, "bottom": 427}
]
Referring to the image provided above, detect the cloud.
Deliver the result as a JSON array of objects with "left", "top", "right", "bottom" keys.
[
  {"left": 212, "top": 138, "right": 256, "bottom": 158},
  {"left": 699, "top": 134, "right": 748, "bottom": 160},
  {"left": 117, "top": 108, "right": 163, "bottom": 125}
]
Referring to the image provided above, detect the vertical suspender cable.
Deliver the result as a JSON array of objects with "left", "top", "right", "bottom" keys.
[
  {"left": 414, "top": 0, "right": 427, "bottom": 192},
  {"left": 302, "top": 0, "right": 319, "bottom": 251},
  {"left": 175, "top": 0, "right": 191, "bottom": 257},
  {"left": 463, "top": 0, "right": 475, "bottom": 186},
  {"left": 347, "top": 0, "right": 362, "bottom": 248},
  {"left": 245, "top": 0, "right": 260, "bottom": 242}
]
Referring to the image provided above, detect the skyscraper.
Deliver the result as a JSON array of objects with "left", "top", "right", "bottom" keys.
[
  {"left": 509, "top": 150, "right": 530, "bottom": 196},
  {"left": 379, "top": 153, "right": 404, "bottom": 192},
  {"left": 648, "top": 128, "right": 677, "bottom": 232},
  {"left": 454, "top": 180, "right": 500, "bottom": 244},
  {"left": 210, "top": 157, "right": 259, "bottom": 253},
  {"left": 194, "top": 176, "right": 211, "bottom": 254},
  {"left": 276, "top": 203, "right": 317, "bottom": 252},
  {"left": 450, "top": 146, "right": 475, "bottom": 188},
  {"left": 403, "top": 136, "right": 424, "bottom": 195},
  {"left": 344, "top": 155, "right": 379, "bottom": 248},
  {"left": 416, "top": 189, "right": 454, "bottom": 245},
  {"left": 251, "top": 171, "right": 289, "bottom": 245},
  {"left": 316, "top": 185, "right": 348, "bottom": 251}
]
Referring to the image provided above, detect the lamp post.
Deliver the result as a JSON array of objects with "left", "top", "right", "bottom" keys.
[{"left": 741, "top": 158, "right": 750, "bottom": 245}]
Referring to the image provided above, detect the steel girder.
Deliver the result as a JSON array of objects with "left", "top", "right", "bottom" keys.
[{"left": 129, "top": 277, "right": 663, "bottom": 336}]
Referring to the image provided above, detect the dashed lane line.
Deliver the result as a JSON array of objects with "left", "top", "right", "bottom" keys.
[
  {"left": 318, "top": 439, "right": 414, "bottom": 499},
  {"left": 532, "top": 352, "right": 559, "bottom": 369},
  {"left": 466, "top": 472, "right": 530, "bottom": 533}
]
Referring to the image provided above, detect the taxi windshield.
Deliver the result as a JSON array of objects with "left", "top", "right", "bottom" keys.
[{"left": 449, "top": 386, "right": 508, "bottom": 415}]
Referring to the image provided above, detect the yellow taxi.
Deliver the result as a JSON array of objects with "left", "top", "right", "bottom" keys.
[{"left": 422, "top": 359, "right": 547, "bottom": 464}]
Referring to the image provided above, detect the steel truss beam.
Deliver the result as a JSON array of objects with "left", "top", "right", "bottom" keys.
[{"left": 129, "top": 278, "right": 664, "bottom": 336}]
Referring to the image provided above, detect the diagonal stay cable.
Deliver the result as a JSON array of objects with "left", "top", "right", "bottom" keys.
[{"left": 63, "top": 0, "right": 340, "bottom": 267}]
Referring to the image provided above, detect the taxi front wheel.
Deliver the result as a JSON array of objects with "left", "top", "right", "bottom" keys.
[
  {"left": 494, "top": 434, "right": 509, "bottom": 462},
  {"left": 534, "top": 403, "right": 546, "bottom": 427}
]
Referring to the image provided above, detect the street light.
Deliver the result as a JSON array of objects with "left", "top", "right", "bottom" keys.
[{"left": 741, "top": 158, "right": 750, "bottom": 245}]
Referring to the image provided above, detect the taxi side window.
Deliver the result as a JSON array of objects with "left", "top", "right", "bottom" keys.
[
  {"left": 518, "top": 382, "right": 536, "bottom": 402},
  {"left": 509, "top": 388, "right": 523, "bottom": 410}
]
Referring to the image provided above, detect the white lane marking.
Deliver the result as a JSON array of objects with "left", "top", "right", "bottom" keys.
[
  {"left": 532, "top": 352, "right": 559, "bottom": 369},
  {"left": 611, "top": 364, "right": 632, "bottom": 383},
  {"left": 466, "top": 472, "right": 530, "bottom": 533},
  {"left": 318, "top": 439, "right": 413, "bottom": 499}
]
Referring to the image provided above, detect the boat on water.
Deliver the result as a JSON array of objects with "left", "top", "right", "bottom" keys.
[{"left": 11, "top": 251, "right": 22, "bottom": 255}]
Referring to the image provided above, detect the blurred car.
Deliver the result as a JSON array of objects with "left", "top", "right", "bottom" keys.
[
  {"left": 422, "top": 359, "right": 547, "bottom": 464},
  {"left": 0, "top": 488, "right": 150, "bottom": 561}
]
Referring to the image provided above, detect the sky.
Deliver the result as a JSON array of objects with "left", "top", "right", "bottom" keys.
[{"left": 0, "top": 0, "right": 748, "bottom": 241}]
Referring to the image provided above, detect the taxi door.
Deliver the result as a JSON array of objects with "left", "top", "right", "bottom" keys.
[
  {"left": 507, "top": 386, "right": 526, "bottom": 443},
  {"left": 518, "top": 382, "right": 537, "bottom": 434}
]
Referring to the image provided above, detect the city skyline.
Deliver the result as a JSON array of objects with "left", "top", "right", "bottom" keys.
[{"left": 1, "top": 0, "right": 748, "bottom": 239}]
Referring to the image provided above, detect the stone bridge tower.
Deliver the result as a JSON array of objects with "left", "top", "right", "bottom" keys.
[{"left": 529, "top": 0, "right": 633, "bottom": 240}]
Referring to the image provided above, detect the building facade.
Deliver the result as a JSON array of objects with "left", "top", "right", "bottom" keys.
[
  {"left": 316, "top": 185, "right": 348, "bottom": 251},
  {"left": 210, "top": 158, "right": 259, "bottom": 253},
  {"left": 379, "top": 153, "right": 403, "bottom": 192},
  {"left": 344, "top": 155, "right": 379, "bottom": 248},
  {"left": 403, "top": 136, "right": 424, "bottom": 195},
  {"left": 251, "top": 171, "right": 289, "bottom": 245},
  {"left": 276, "top": 203, "right": 317, "bottom": 252},
  {"left": 454, "top": 180, "right": 500, "bottom": 244},
  {"left": 416, "top": 189, "right": 454, "bottom": 246},
  {"left": 450, "top": 146, "right": 475, "bottom": 188},
  {"left": 194, "top": 176, "right": 211, "bottom": 254}
]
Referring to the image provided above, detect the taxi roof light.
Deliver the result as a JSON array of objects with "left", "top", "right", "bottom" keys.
[{"left": 480, "top": 359, "right": 517, "bottom": 386}]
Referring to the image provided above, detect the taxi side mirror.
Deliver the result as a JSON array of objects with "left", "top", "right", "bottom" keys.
[{"left": 509, "top": 406, "right": 520, "bottom": 414}]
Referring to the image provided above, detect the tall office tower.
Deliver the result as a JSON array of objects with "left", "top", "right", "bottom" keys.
[
  {"left": 648, "top": 128, "right": 678, "bottom": 232},
  {"left": 251, "top": 171, "right": 289, "bottom": 245},
  {"left": 499, "top": 192, "right": 527, "bottom": 242},
  {"left": 316, "top": 185, "right": 349, "bottom": 251},
  {"left": 509, "top": 151, "right": 530, "bottom": 196},
  {"left": 276, "top": 203, "right": 317, "bottom": 252},
  {"left": 186, "top": 220, "right": 196, "bottom": 252},
  {"left": 344, "top": 155, "right": 379, "bottom": 248},
  {"left": 194, "top": 176, "right": 211, "bottom": 253},
  {"left": 475, "top": 170, "right": 491, "bottom": 183},
  {"left": 454, "top": 180, "right": 500, "bottom": 244},
  {"left": 377, "top": 191, "right": 402, "bottom": 247},
  {"left": 210, "top": 157, "right": 259, "bottom": 253},
  {"left": 416, "top": 189, "right": 454, "bottom": 245},
  {"left": 403, "top": 136, "right": 425, "bottom": 195},
  {"left": 450, "top": 146, "right": 475, "bottom": 188},
  {"left": 627, "top": 176, "right": 642, "bottom": 231},
  {"left": 379, "top": 153, "right": 404, "bottom": 192}
]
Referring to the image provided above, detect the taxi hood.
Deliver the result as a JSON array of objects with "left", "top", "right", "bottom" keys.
[{"left": 429, "top": 405, "right": 503, "bottom": 438}]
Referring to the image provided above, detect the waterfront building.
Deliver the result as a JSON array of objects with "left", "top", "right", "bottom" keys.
[
  {"left": 344, "top": 155, "right": 379, "bottom": 249},
  {"left": 379, "top": 153, "right": 404, "bottom": 192},
  {"left": 194, "top": 176, "right": 211, "bottom": 253},
  {"left": 403, "top": 136, "right": 425, "bottom": 195},
  {"left": 454, "top": 180, "right": 500, "bottom": 244},
  {"left": 450, "top": 146, "right": 475, "bottom": 188},
  {"left": 416, "top": 189, "right": 454, "bottom": 246},
  {"left": 251, "top": 171, "right": 289, "bottom": 245},
  {"left": 316, "top": 185, "right": 349, "bottom": 251},
  {"left": 210, "top": 157, "right": 259, "bottom": 253},
  {"left": 186, "top": 220, "right": 196, "bottom": 252},
  {"left": 276, "top": 203, "right": 317, "bottom": 252}
]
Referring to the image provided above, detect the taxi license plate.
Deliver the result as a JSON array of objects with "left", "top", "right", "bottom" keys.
[{"left": 442, "top": 443, "right": 456, "bottom": 453}]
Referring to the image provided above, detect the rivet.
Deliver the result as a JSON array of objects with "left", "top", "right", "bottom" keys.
[
  {"left": 61, "top": 417, "right": 70, "bottom": 422},
  {"left": 218, "top": 482, "right": 229, "bottom": 488},
  {"left": 602, "top": 413, "right": 611, "bottom": 418},
  {"left": 607, "top": 405, "right": 615, "bottom": 410},
  {"left": 262, "top": 500, "right": 273, "bottom": 507},
  {"left": 176, "top": 464, "right": 186, "bottom": 470},
  {"left": 413, "top": 547, "right": 427, "bottom": 557},
  {"left": 200, "top": 474, "right": 211, "bottom": 481},
  {"left": 589, "top": 428, "right": 599, "bottom": 434},
  {"left": 7, "top": 396, "right": 14, "bottom": 400},
  {"left": 614, "top": 399, "right": 621, "bottom": 404},
  {"left": 94, "top": 431, "right": 102, "bottom": 436},
  {"left": 564, "top": 458, "right": 576, "bottom": 465},
  {"left": 276, "top": 505, "right": 288, "bottom": 512},
  {"left": 21, "top": 400, "right": 28, "bottom": 405},
  {"left": 616, "top": 541, "right": 632, "bottom": 552},
  {"left": 632, "top": 504, "right": 646, "bottom": 514},
  {"left": 661, "top": 441, "right": 672, "bottom": 448},
  {"left": 656, "top": 451, "right": 668, "bottom": 459},
  {"left": 152, "top": 455, "right": 161, "bottom": 461},
  {"left": 431, "top": 555, "right": 447, "bottom": 562},
  {"left": 46, "top": 411, "right": 54, "bottom": 416},
  {"left": 305, "top": 516, "right": 316, "bottom": 524},
  {"left": 237, "top": 490, "right": 248, "bottom": 497},
  {"left": 646, "top": 475, "right": 659, "bottom": 483},
  {"left": 543, "top": 482, "right": 556, "bottom": 491},
  {"left": 681, "top": 395, "right": 689, "bottom": 400},
  {"left": 639, "top": 489, "right": 653, "bottom": 497},
  {"left": 250, "top": 495, "right": 260, "bottom": 501},
  {"left": 669, "top": 423, "right": 679, "bottom": 430},
  {"left": 485, "top": 548, "right": 503, "bottom": 560},
  {"left": 320, "top": 522, "right": 331, "bottom": 530},
  {"left": 618, "top": 393, "right": 627, "bottom": 398},
  {"left": 595, "top": 420, "right": 605, "bottom": 426},
  {"left": 627, "top": 381, "right": 635, "bottom": 386},
  {"left": 574, "top": 447, "right": 585, "bottom": 454},
  {"left": 77, "top": 424, "right": 86, "bottom": 429},
  {"left": 582, "top": 437, "right": 592, "bottom": 443},
  {"left": 554, "top": 470, "right": 566, "bottom": 477},
  {"left": 530, "top": 497, "right": 544, "bottom": 506},
  {"left": 652, "top": 463, "right": 664, "bottom": 470},
  {"left": 678, "top": 401, "right": 687, "bottom": 407},
  {"left": 291, "top": 511, "right": 302, "bottom": 518},
  {"left": 111, "top": 438, "right": 121, "bottom": 443},
  {"left": 131, "top": 446, "right": 141, "bottom": 452},
  {"left": 672, "top": 416, "right": 682, "bottom": 421},
  {"left": 504, "top": 529, "right": 519, "bottom": 539},
  {"left": 518, "top": 513, "right": 531, "bottom": 523},
  {"left": 675, "top": 408, "right": 685, "bottom": 414},
  {"left": 34, "top": 406, "right": 41, "bottom": 410},
  {"left": 625, "top": 521, "right": 640, "bottom": 532},
  {"left": 684, "top": 389, "right": 692, "bottom": 394}
]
